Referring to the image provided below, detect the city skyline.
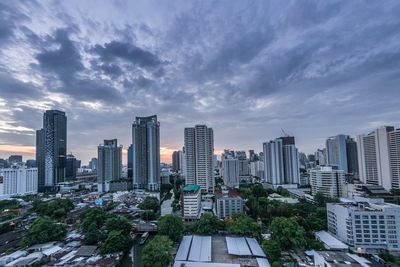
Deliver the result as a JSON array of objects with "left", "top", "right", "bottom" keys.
[{"left": 1, "top": 1, "right": 400, "bottom": 164}]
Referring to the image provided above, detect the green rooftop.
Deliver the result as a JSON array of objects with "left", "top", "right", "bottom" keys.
[{"left": 183, "top": 185, "right": 201, "bottom": 192}]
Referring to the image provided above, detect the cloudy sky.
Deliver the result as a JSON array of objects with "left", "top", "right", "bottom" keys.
[{"left": 1, "top": 0, "right": 400, "bottom": 164}]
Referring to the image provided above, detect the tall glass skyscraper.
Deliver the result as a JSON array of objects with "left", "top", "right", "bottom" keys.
[
  {"left": 132, "top": 115, "right": 160, "bottom": 191},
  {"left": 36, "top": 110, "right": 67, "bottom": 192}
]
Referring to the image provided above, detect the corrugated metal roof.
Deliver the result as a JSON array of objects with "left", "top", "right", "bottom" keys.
[
  {"left": 188, "top": 236, "right": 212, "bottom": 262},
  {"left": 225, "top": 237, "right": 251, "bottom": 256},
  {"left": 246, "top": 238, "right": 266, "bottom": 257},
  {"left": 175, "top": 235, "right": 193, "bottom": 261},
  {"left": 256, "top": 258, "right": 271, "bottom": 267}
]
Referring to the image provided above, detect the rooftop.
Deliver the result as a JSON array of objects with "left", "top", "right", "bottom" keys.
[
  {"left": 315, "top": 231, "right": 348, "bottom": 250},
  {"left": 183, "top": 185, "right": 201, "bottom": 192}
]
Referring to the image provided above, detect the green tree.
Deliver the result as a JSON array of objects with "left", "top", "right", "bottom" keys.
[
  {"left": 32, "top": 198, "right": 74, "bottom": 219},
  {"left": 139, "top": 197, "right": 160, "bottom": 212},
  {"left": 269, "top": 217, "right": 306, "bottom": 249},
  {"left": 272, "top": 261, "right": 281, "bottom": 267},
  {"left": 158, "top": 215, "right": 184, "bottom": 242},
  {"left": 142, "top": 235, "right": 173, "bottom": 267},
  {"left": 251, "top": 184, "right": 267, "bottom": 198},
  {"left": 262, "top": 239, "right": 281, "bottom": 263},
  {"left": 105, "top": 216, "right": 131, "bottom": 234},
  {"left": 24, "top": 217, "right": 67, "bottom": 245},
  {"left": 84, "top": 222, "right": 105, "bottom": 245},
  {"left": 81, "top": 207, "right": 108, "bottom": 232},
  {"left": 100, "top": 230, "right": 132, "bottom": 254},
  {"left": 195, "top": 213, "right": 218, "bottom": 234},
  {"left": 141, "top": 210, "right": 158, "bottom": 221},
  {"left": 227, "top": 213, "right": 261, "bottom": 238}
]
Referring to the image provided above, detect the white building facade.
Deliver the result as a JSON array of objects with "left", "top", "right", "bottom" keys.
[
  {"left": 357, "top": 126, "right": 400, "bottom": 190},
  {"left": 182, "top": 185, "right": 201, "bottom": 220},
  {"left": 0, "top": 167, "right": 38, "bottom": 197},
  {"left": 309, "top": 166, "right": 346, "bottom": 198},
  {"left": 327, "top": 197, "right": 400, "bottom": 253},
  {"left": 184, "top": 125, "right": 214, "bottom": 192}
]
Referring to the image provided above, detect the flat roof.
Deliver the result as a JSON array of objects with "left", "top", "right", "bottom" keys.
[
  {"left": 176, "top": 236, "right": 193, "bottom": 261},
  {"left": 225, "top": 237, "right": 251, "bottom": 256},
  {"left": 246, "top": 238, "right": 266, "bottom": 257},
  {"left": 315, "top": 231, "right": 348, "bottom": 250},
  {"left": 183, "top": 185, "right": 201, "bottom": 192},
  {"left": 188, "top": 236, "right": 212, "bottom": 262}
]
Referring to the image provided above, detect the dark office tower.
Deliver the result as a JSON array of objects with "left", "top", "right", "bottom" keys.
[
  {"left": 128, "top": 144, "right": 133, "bottom": 179},
  {"left": 172, "top": 151, "right": 180, "bottom": 173},
  {"left": 42, "top": 110, "right": 67, "bottom": 189},
  {"left": 36, "top": 128, "right": 45, "bottom": 192},
  {"left": 346, "top": 137, "right": 359, "bottom": 175},
  {"left": 76, "top": 160, "right": 81, "bottom": 169},
  {"left": 98, "top": 139, "right": 122, "bottom": 192},
  {"left": 132, "top": 115, "right": 160, "bottom": 191},
  {"left": 66, "top": 154, "right": 77, "bottom": 181},
  {"left": 8, "top": 155, "right": 22, "bottom": 164}
]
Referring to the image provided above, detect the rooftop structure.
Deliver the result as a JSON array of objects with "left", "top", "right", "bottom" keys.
[
  {"left": 315, "top": 231, "right": 348, "bottom": 251},
  {"left": 174, "top": 235, "right": 267, "bottom": 267}
]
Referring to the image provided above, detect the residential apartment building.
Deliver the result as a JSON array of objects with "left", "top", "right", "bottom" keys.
[
  {"left": 132, "top": 115, "right": 160, "bottom": 191},
  {"left": 215, "top": 189, "right": 244, "bottom": 219},
  {"left": 309, "top": 166, "right": 346, "bottom": 198},
  {"left": 184, "top": 125, "right": 214, "bottom": 192},
  {"left": 263, "top": 136, "right": 299, "bottom": 189},
  {"left": 357, "top": 126, "right": 400, "bottom": 190},
  {"left": 97, "top": 139, "right": 122, "bottom": 193},
  {"left": 0, "top": 166, "right": 38, "bottom": 196},
  {"left": 327, "top": 197, "right": 400, "bottom": 253},
  {"left": 182, "top": 185, "right": 201, "bottom": 220}
]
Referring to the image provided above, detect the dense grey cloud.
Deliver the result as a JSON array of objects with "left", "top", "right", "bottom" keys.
[{"left": 1, "top": 0, "right": 400, "bottom": 163}]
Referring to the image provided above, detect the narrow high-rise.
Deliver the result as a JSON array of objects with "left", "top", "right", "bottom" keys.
[
  {"left": 132, "top": 115, "right": 160, "bottom": 191},
  {"left": 97, "top": 139, "right": 122, "bottom": 192},
  {"left": 36, "top": 110, "right": 67, "bottom": 192},
  {"left": 184, "top": 125, "right": 214, "bottom": 192},
  {"left": 172, "top": 151, "right": 180, "bottom": 173}
]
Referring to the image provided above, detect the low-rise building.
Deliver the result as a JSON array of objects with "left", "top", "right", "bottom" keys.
[
  {"left": 314, "top": 251, "right": 376, "bottom": 267},
  {"left": 215, "top": 189, "right": 244, "bottom": 219},
  {"left": 0, "top": 166, "right": 38, "bottom": 197},
  {"left": 327, "top": 197, "right": 400, "bottom": 254},
  {"left": 309, "top": 166, "right": 345, "bottom": 198},
  {"left": 182, "top": 185, "right": 201, "bottom": 220}
]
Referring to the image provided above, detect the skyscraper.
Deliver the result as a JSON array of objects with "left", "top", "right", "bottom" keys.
[
  {"left": 127, "top": 144, "right": 133, "bottom": 179},
  {"left": 36, "top": 128, "right": 45, "bottom": 191},
  {"left": 222, "top": 154, "right": 240, "bottom": 187},
  {"left": 263, "top": 136, "right": 299, "bottom": 188},
  {"left": 36, "top": 110, "right": 67, "bottom": 192},
  {"left": 346, "top": 137, "right": 359, "bottom": 176},
  {"left": 357, "top": 126, "right": 400, "bottom": 190},
  {"left": 184, "top": 125, "right": 214, "bottom": 192},
  {"left": 326, "top": 134, "right": 348, "bottom": 173},
  {"left": 66, "top": 154, "right": 77, "bottom": 181},
  {"left": 172, "top": 151, "right": 180, "bottom": 173},
  {"left": 132, "top": 115, "right": 160, "bottom": 191},
  {"left": 97, "top": 139, "right": 122, "bottom": 192}
]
